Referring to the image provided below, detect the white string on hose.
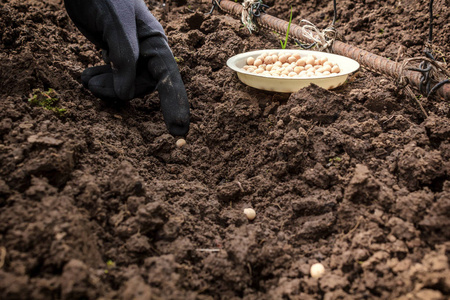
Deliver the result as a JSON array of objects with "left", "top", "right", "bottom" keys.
[
  {"left": 299, "top": 19, "right": 338, "bottom": 52},
  {"left": 241, "top": 0, "right": 259, "bottom": 33}
]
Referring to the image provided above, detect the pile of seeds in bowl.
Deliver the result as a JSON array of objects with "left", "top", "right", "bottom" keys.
[{"left": 242, "top": 52, "right": 341, "bottom": 77}]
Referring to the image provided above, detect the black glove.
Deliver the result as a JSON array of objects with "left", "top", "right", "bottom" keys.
[{"left": 64, "top": 0, "right": 190, "bottom": 136}]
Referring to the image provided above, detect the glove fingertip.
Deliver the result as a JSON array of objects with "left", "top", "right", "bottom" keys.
[
  {"left": 167, "top": 118, "right": 190, "bottom": 137},
  {"left": 113, "top": 75, "right": 136, "bottom": 101},
  {"left": 115, "top": 87, "right": 135, "bottom": 101}
]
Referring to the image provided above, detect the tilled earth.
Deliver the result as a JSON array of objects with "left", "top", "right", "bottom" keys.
[{"left": 1, "top": 0, "right": 450, "bottom": 299}]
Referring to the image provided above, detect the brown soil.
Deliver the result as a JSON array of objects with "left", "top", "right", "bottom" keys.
[{"left": 1, "top": 0, "right": 450, "bottom": 299}]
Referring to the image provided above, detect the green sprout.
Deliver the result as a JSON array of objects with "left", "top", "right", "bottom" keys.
[
  {"left": 327, "top": 156, "right": 342, "bottom": 167},
  {"left": 106, "top": 260, "right": 115, "bottom": 267},
  {"left": 174, "top": 56, "right": 184, "bottom": 63},
  {"left": 28, "top": 88, "right": 66, "bottom": 116},
  {"left": 104, "top": 260, "right": 116, "bottom": 274},
  {"left": 329, "top": 156, "right": 342, "bottom": 163},
  {"left": 280, "top": 7, "right": 293, "bottom": 49}
]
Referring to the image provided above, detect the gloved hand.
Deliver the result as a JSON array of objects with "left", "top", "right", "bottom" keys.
[{"left": 64, "top": 0, "right": 190, "bottom": 136}]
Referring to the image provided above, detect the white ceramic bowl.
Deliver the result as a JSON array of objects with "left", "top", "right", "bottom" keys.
[{"left": 226, "top": 49, "right": 360, "bottom": 93}]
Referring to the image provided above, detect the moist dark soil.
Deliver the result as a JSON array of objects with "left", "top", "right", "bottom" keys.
[{"left": 1, "top": 0, "right": 450, "bottom": 299}]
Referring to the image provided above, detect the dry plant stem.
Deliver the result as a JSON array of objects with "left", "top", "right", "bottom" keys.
[
  {"left": 0, "top": 247, "right": 6, "bottom": 269},
  {"left": 340, "top": 216, "right": 364, "bottom": 241},
  {"left": 236, "top": 181, "right": 244, "bottom": 192},
  {"left": 196, "top": 249, "right": 221, "bottom": 252},
  {"left": 219, "top": 0, "right": 450, "bottom": 101},
  {"left": 404, "top": 85, "right": 429, "bottom": 118}
]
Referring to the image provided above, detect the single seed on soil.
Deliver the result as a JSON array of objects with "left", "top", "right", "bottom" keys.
[
  {"left": 243, "top": 208, "right": 256, "bottom": 220},
  {"left": 176, "top": 139, "right": 186, "bottom": 148},
  {"left": 310, "top": 263, "right": 325, "bottom": 278}
]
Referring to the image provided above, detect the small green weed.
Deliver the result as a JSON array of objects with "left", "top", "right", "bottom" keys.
[
  {"left": 28, "top": 88, "right": 66, "bottom": 116},
  {"left": 104, "top": 260, "right": 116, "bottom": 274},
  {"left": 327, "top": 156, "right": 342, "bottom": 167},
  {"left": 174, "top": 56, "right": 184, "bottom": 63},
  {"left": 280, "top": 7, "right": 293, "bottom": 49},
  {"left": 329, "top": 156, "right": 342, "bottom": 163}
]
